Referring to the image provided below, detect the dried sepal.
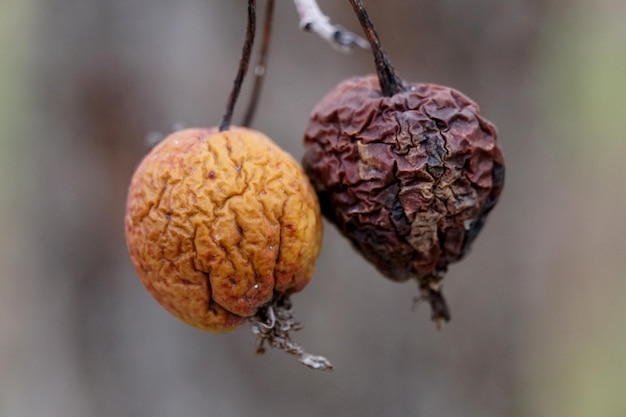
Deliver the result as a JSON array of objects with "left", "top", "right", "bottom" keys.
[{"left": 251, "top": 295, "right": 332, "bottom": 371}]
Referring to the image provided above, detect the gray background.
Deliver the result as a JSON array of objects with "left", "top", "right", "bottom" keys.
[{"left": 1, "top": 0, "right": 625, "bottom": 416}]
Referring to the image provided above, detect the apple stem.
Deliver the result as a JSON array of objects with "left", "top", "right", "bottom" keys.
[
  {"left": 348, "top": 0, "right": 407, "bottom": 97},
  {"left": 242, "top": 0, "right": 275, "bottom": 128},
  {"left": 219, "top": 0, "right": 257, "bottom": 132}
]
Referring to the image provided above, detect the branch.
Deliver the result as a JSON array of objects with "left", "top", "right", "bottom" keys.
[{"left": 293, "top": 0, "right": 369, "bottom": 53}]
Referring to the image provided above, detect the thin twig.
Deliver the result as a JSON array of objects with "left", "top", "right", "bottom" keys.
[
  {"left": 293, "top": 0, "right": 369, "bottom": 53},
  {"left": 242, "top": 0, "right": 275, "bottom": 127},
  {"left": 219, "top": 0, "right": 257, "bottom": 132},
  {"left": 347, "top": 0, "right": 406, "bottom": 96}
]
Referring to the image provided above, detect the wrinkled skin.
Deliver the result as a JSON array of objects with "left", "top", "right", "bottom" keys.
[
  {"left": 126, "top": 127, "right": 323, "bottom": 332},
  {"left": 303, "top": 76, "right": 504, "bottom": 311}
]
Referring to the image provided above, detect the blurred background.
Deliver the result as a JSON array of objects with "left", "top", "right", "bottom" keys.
[{"left": 1, "top": 0, "right": 625, "bottom": 416}]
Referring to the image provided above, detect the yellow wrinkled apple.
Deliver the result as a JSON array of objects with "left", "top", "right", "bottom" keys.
[{"left": 125, "top": 127, "right": 323, "bottom": 332}]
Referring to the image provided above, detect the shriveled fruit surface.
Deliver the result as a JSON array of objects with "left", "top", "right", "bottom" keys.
[
  {"left": 303, "top": 75, "right": 504, "bottom": 295},
  {"left": 126, "top": 127, "right": 323, "bottom": 332}
]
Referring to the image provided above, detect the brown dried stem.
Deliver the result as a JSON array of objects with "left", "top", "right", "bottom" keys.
[
  {"left": 242, "top": 0, "right": 275, "bottom": 127},
  {"left": 347, "top": 0, "right": 406, "bottom": 97},
  {"left": 251, "top": 295, "right": 333, "bottom": 371},
  {"left": 219, "top": 0, "right": 257, "bottom": 132}
]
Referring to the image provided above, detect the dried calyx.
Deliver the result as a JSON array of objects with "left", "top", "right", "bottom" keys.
[
  {"left": 251, "top": 295, "right": 332, "bottom": 370},
  {"left": 302, "top": 0, "right": 505, "bottom": 323}
]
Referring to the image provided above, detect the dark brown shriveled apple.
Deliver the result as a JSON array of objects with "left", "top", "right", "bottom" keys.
[{"left": 303, "top": 75, "right": 504, "bottom": 321}]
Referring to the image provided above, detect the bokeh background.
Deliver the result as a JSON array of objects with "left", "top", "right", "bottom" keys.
[{"left": 1, "top": 0, "right": 625, "bottom": 416}]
